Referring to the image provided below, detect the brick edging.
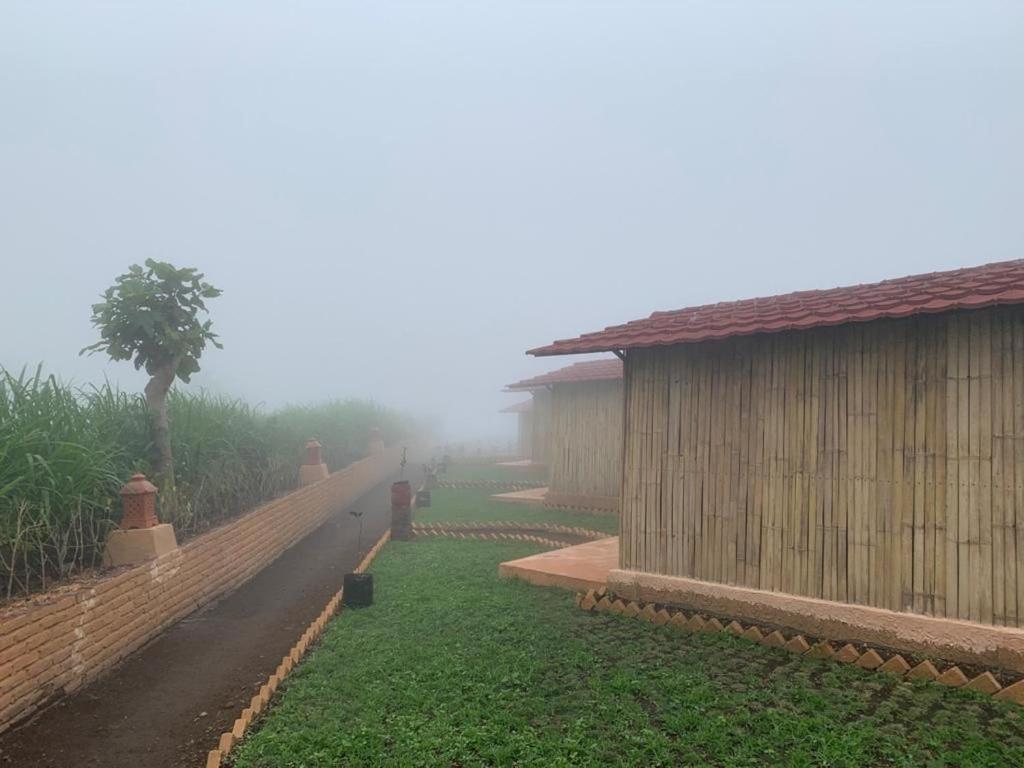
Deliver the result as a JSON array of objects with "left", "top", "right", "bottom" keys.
[
  {"left": 437, "top": 480, "right": 546, "bottom": 490},
  {"left": 576, "top": 588, "right": 1024, "bottom": 706},
  {"left": 542, "top": 501, "right": 619, "bottom": 516},
  {"left": 411, "top": 521, "right": 606, "bottom": 540},
  {"left": 204, "top": 528, "right": 392, "bottom": 768},
  {"left": 413, "top": 529, "right": 571, "bottom": 549}
]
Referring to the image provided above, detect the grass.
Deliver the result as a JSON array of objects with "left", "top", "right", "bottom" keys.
[
  {"left": 0, "top": 365, "right": 411, "bottom": 598},
  {"left": 231, "top": 536, "right": 1024, "bottom": 767},
  {"left": 415, "top": 487, "right": 619, "bottom": 535}
]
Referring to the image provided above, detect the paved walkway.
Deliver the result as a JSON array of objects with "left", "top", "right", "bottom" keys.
[
  {"left": 0, "top": 468, "right": 417, "bottom": 768},
  {"left": 499, "top": 536, "right": 618, "bottom": 592}
]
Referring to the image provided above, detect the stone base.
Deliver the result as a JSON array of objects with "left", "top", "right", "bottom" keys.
[
  {"left": 391, "top": 507, "right": 413, "bottom": 541},
  {"left": 103, "top": 524, "right": 178, "bottom": 567},
  {"left": 298, "top": 463, "right": 330, "bottom": 487},
  {"left": 608, "top": 568, "right": 1024, "bottom": 675},
  {"left": 499, "top": 537, "right": 618, "bottom": 592}
]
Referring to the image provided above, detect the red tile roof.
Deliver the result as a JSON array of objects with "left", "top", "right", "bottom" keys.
[
  {"left": 505, "top": 358, "right": 623, "bottom": 390},
  {"left": 500, "top": 399, "right": 533, "bottom": 414},
  {"left": 529, "top": 259, "right": 1024, "bottom": 356}
]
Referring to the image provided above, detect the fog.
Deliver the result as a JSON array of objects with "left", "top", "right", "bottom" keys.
[{"left": 2, "top": 1, "right": 1022, "bottom": 443}]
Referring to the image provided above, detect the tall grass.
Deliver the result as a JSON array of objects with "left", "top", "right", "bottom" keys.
[{"left": 0, "top": 366, "right": 411, "bottom": 599}]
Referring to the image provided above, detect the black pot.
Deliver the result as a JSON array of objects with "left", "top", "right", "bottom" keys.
[{"left": 343, "top": 572, "right": 373, "bottom": 607}]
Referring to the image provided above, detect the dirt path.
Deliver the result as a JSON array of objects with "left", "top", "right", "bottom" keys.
[{"left": 0, "top": 468, "right": 417, "bottom": 768}]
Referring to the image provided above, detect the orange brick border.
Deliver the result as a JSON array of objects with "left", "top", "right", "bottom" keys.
[
  {"left": 411, "top": 521, "right": 606, "bottom": 540},
  {"left": 575, "top": 588, "right": 1024, "bottom": 707},
  {"left": 437, "top": 480, "right": 545, "bottom": 491},
  {"left": 413, "top": 528, "right": 571, "bottom": 549},
  {"left": 203, "top": 528, "right": 392, "bottom": 768}
]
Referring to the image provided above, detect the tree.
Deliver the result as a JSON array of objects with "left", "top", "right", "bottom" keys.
[{"left": 83, "top": 260, "right": 222, "bottom": 500}]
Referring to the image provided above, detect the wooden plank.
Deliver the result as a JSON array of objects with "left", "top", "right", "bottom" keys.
[
  {"left": 837, "top": 330, "right": 849, "bottom": 603},
  {"left": 924, "top": 321, "right": 939, "bottom": 615},
  {"left": 992, "top": 314, "right": 1006, "bottom": 624},
  {"left": 1013, "top": 313, "right": 1024, "bottom": 627},
  {"left": 932, "top": 318, "right": 948, "bottom": 618},
  {"left": 1005, "top": 313, "right": 1020, "bottom": 627},
  {"left": 748, "top": 344, "right": 766, "bottom": 588},
  {"left": 978, "top": 311, "right": 994, "bottom": 625},
  {"left": 917, "top": 321, "right": 933, "bottom": 618},
  {"left": 944, "top": 315, "right": 959, "bottom": 619},
  {"left": 893, "top": 323, "right": 911, "bottom": 612},
  {"left": 876, "top": 324, "right": 895, "bottom": 611},
  {"left": 848, "top": 326, "right": 863, "bottom": 604},
  {"left": 968, "top": 314, "right": 983, "bottom": 622},
  {"left": 735, "top": 344, "right": 752, "bottom": 586},
  {"left": 958, "top": 315, "right": 972, "bottom": 620},
  {"left": 821, "top": 337, "right": 836, "bottom": 601},
  {"left": 811, "top": 334, "right": 826, "bottom": 598},
  {"left": 865, "top": 326, "right": 880, "bottom": 608}
]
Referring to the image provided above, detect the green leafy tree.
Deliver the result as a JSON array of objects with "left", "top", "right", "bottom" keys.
[{"left": 82, "top": 260, "right": 222, "bottom": 501}]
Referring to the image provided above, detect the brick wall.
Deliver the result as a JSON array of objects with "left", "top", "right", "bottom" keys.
[{"left": 0, "top": 445, "right": 402, "bottom": 734}]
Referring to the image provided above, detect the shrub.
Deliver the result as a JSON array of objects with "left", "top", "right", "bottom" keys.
[{"left": 0, "top": 366, "right": 411, "bottom": 599}]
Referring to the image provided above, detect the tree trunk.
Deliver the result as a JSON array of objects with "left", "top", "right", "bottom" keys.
[{"left": 144, "top": 360, "right": 178, "bottom": 507}]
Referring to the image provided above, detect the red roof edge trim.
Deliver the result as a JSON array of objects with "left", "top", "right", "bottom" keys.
[
  {"left": 504, "top": 358, "right": 623, "bottom": 390},
  {"left": 528, "top": 259, "right": 1024, "bottom": 356}
]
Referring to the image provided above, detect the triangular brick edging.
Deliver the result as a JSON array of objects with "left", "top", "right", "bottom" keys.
[
  {"left": 436, "top": 480, "right": 546, "bottom": 491},
  {"left": 412, "top": 528, "right": 571, "bottom": 550},
  {"left": 203, "top": 522, "right": 395, "bottom": 766},
  {"left": 410, "top": 521, "right": 606, "bottom": 540},
  {"left": 575, "top": 589, "right": 1024, "bottom": 709}
]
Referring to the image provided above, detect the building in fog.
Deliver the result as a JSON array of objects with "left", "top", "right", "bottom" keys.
[
  {"left": 500, "top": 398, "right": 535, "bottom": 460},
  {"left": 507, "top": 358, "right": 623, "bottom": 512},
  {"left": 530, "top": 260, "right": 1024, "bottom": 640}
]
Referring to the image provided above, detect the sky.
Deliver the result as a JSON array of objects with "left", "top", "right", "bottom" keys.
[{"left": 1, "top": 1, "right": 1022, "bottom": 443}]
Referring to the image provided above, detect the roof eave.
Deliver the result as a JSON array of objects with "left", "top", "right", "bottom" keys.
[{"left": 527, "top": 343, "right": 625, "bottom": 357}]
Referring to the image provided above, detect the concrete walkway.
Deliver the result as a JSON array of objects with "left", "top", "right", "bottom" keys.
[
  {"left": 499, "top": 536, "right": 618, "bottom": 592},
  {"left": 491, "top": 486, "right": 549, "bottom": 506}
]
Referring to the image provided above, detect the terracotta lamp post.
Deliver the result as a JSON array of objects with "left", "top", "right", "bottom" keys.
[
  {"left": 119, "top": 473, "right": 160, "bottom": 529},
  {"left": 299, "top": 439, "right": 330, "bottom": 487},
  {"left": 390, "top": 480, "right": 413, "bottom": 541},
  {"left": 103, "top": 472, "right": 178, "bottom": 567}
]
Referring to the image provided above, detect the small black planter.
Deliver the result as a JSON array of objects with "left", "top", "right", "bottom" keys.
[{"left": 343, "top": 572, "right": 373, "bottom": 607}]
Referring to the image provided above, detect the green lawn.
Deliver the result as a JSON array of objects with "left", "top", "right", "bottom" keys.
[
  {"left": 232, "top": 538, "right": 1024, "bottom": 768},
  {"left": 415, "top": 487, "right": 619, "bottom": 536}
]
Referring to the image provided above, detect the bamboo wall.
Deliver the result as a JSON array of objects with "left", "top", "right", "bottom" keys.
[
  {"left": 548, "top": 380, "right": 624, "bottom": 500},
  {"left": 531, "top": 389, "right": 552, "bottom": 465},
  {"left": 517, "top": 411, "right": 534, "bottom": 459},
  {"left": 620, "top": 307, "right": 1024, "bottom": 628}
]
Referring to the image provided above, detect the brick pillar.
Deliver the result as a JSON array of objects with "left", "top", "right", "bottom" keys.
[
  {"left": 390, "top": 480, "right": 413, "bottom": 541},
  {"left": 299, "top": 439, "right": 330, "bottom": 487},
  {"left": 103, "top": 473, "right": 177, "bottom": 567}
]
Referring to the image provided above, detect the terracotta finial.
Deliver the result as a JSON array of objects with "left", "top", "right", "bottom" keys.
[{"left": 120, "top": 473, "right": 159, "bottom": 529}]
